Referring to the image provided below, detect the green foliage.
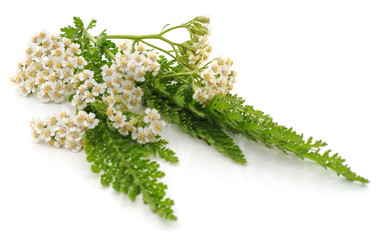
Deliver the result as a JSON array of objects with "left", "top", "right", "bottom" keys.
[
  {"left": 95, "top": 29, "right": 117, "bottom": 58},
  {"left": 143, "top": 85, "right": 246, "bottom": 164},
  {"left": 58, "top": 18, "right": 368, "bottom": 223},
  {"left": 86, "top": 19, "right": 97, "bottom": 30},
  {"left": 148, "top": 138, "right": 179, "bottom": 163},
  {"left": 84, "top": 120, "right": 177, "bottom": 220},
  {"left": 60, "top": 16, "right": 84, "bottom": 40},
  {"left": 205, "top": 94, "right": 369, "bottom": 183},
  {"left": 86, "top": 100, "right": 179, "bottom": 164},
  {"left": 60, "top": 17, "right": 117, "bottom": 82}
]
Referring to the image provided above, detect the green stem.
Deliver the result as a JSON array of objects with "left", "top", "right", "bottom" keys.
[
  {"left": 107, "top": 34, "right": 161, "bottom": 40},
  {"left": 160, "top": 25, "right": 189, "bottom": 35},
  {"left": 160, "top": 71, "right": 198, "bottom": 80},
  {"left": 115, "top": 98, "right": 129, "bottom": 111},
  {"left": 139, "top": 40, "right": 175, "bottom": 59},
  {"left": 82, "top": 27, "right": 115, "bottom": 61},
  {"left": 106, "top": 34, "right": 180, "bottom": 58}
]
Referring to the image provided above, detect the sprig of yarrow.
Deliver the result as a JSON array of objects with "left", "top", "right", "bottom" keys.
[
  {"left": 86, "top": 16, "right": 368, "bottom": 183},
  {"left": 9, "top": 16, "right": 369, "bottom": 222}
]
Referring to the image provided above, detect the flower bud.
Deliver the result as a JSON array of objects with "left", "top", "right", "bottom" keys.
[{"left": 194, "top": 16, "right": 210, "bottom": 24}]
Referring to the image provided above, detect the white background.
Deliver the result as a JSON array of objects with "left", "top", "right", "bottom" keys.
[{"left": 0, "top": 0, "right": 376, "bottom": 239}]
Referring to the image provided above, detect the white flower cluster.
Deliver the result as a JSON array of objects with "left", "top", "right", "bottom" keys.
[
  {"left": 71, "top": 70, "right": 105, "bottom": 110},
  {"left": 115, "top": 41, "right": 161, "bottom": 80},
  {"left": 105, "top": 96, "right": 166, "bottom": 144},
  {"left": 193, "top": 57, "right": 237, "bottom": 106},
  {"left": 30, "top": 109, "right": 99, "bottom": 152},
  {"left": 189, "top": 35, "right": 212, "bottom": 67},
  {"left": 10, "top": 31, "right": 88, "bottom": 103}
]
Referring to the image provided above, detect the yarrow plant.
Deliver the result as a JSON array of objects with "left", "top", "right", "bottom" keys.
[{"left": 10, "top": 16, "right": 368, "bottom": 221}]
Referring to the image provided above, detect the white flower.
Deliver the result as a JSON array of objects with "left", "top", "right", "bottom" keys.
[
  {"left": 37, "top": 31, "right": 49, "bottom": 42},
  {"left": 18, "top": 82, "right": 29, "bottom": 97},
  {"left": 118, "top": 122, "right": 133, "bottom": 136},
  {"left": 112, "top": 73, "right": 122, "bottom": 85},
  {"left": 84, "top": 79, "right": 98, "bottom": 91},
  {"left": 72, "top": 94, "right": 87, "bottom": 109},
  {"left": 117, "top": 41, "right": 131, "bottom": 52},
  {"left": 201, "top": 70, "right": 214, "bottom": 81},
  {"left": 51, "top": 47, "right": 64, "bottom": 57},
  {"left": 111, "top": 111, "right": 126, "bottom": 129},
  {"left": 144, "top": 128, "right": 156, "bottom": 142},
  {"left": 47, "top": 114, "right": 59, "bottom": 126},
  {"left": 27, "top": 79, "right": 37, "bottom": 93},
  {"left": 32, "top": 48, "right": 45, "bottom": 59},
  {"left": 25, "top": 45, "right": 35, "bottom": 57},
  {"left": 67, "top": 127, "right": 84, "bottom": 141},
  {"left": 83, "top": 91, "right": 96, "bottom": 103},
  {"left": 32, "top": 118, "right": 46, "bottom": 133},
  {"left": 58, "top": 108, "right": 70, "bottom": 120},
  {"left": 121, "top": 90, "right": 132, "bottom": 102},
  {"left": 132, "top": 127, "right": 148, "bottom": 144},
  {"left": 69, "top": 43, "right": 81, "bottom": 55},
  {"left": 62, "top": 37, "right": 72, "bottom": 47},
  {"left": 55, "top": 124, "right": 68, "bottom": 136},
  {"left": 148, "top": 51, "right": 158, "bottom": 62},
  {"left": 101, "top": 64, "right": 116, "bottom": 77},
  {"left": 41, "top": 126, "right": 55, "bottom": 142},
  {"left": 50, "top": 91, "right": 64, "bottom": 103},
  {"left": 150, "top": 120, "right": 166, "bottom": 134},
  {"left": 71, "top": 74, "right": 80, "bottom": 84},
  {"left": 77, "top": 85, "right": 87, "bottom": 95},
  {"left": 225, "top": 57, "right": 234, "bottom": 66},
  {"left": 134, "top": 67, "right": 146, "bottom": 82},
  {"left": 136, "top": 43, "right": 146, "bottom": 53},
  {"left": 103, "top": 94, "right": 116, "bottom": 106},
  {"left": 92, "top": 83, "right": 105, "bottom": 96},
  {"left": 150, "top": 63, "right": 160, "bottom": 75},
  {"left": 144, "top": 108, "right": 160, "bottom": 123},
  {"left": 31, "top": 129, "right": 43, "bottom": 143},
  {"left": 54, "top": 135, "right": 66, "bottom": 148},
  {"left": 118, "top": 56, "right": 129, "bottom": 72},
  {"left": 142, "top": 58, "right": 152, "bottom": 69},
  {"left": 106, "top": 106, "right": 116, "bottom": 117},
  {"left": 37, "top": 91, "right": 50, "bottom": 103},
  {"left": 75, "top": 111, "right": 88, "bottom": 127},
  {"left": 79, "top": 70, "right": 94, "bottom": 81},
  {"left": 193, "top": 88, "right": 209, "bottom": 105},
  {"left": 76, "top": 56, "right": 87, "bottom": 69},
  {"left": 65, "top": 139, "right": 82, "bottom": 152},
  {"left": 84, "top": 113, "right": 99, "bottom": 129},
  {"left": 63, "top": 57, "right": 77, "bottom": 69},
  {"left": 133, "top": 87, "right": 144, "bottom": 100},
  {"left": 41, "top": 39, "right": 53, "bottom": 50}
]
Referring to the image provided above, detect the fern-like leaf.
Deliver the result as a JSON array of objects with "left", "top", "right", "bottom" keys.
[
  {"left": 205, "top": 94, "right": 369, "bottom": 183},
  {"left": 84, "top": 121, "right": 177, "bottom": 220},
  {"left": 144, "top": 87, "right": 246, "bottom": 164}
]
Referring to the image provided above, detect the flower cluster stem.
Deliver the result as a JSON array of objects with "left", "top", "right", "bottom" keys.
[{"left": 82, "top": 27, "right": 116, "bottom": 61}]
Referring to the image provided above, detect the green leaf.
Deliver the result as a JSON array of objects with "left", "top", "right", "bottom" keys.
[
  {"left": 84, "top": 120, "right": 177, "bottom": 220},
  {"left": 205, "top": 94, "right": 369, "bottom": 183},
  {"left": 73, "top": 16, "right": 84, "bottom": 29},
  {"left": 87, "top": 19, "right": 97, "bottom": 30},
  {"left": 143, "top": 86, "right": 246, "bottom": 164},
  {"left": 147, "top": 138, "right": 179, "bottom": 163}
]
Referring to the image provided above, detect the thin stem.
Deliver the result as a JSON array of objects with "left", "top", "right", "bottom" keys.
[
  {"left": 106, "top": 34, "right": 181, "bottom": 58},
  {"left": 160, "top": 25, "right": 188, "bottom": 35},
  {"left": 82, "top": 27, "right": 115, "bottom": 61},
  {"left": 107, "top": 34, "right": 161, "bottom": 40},
  {"left": 160, "top": 71, "right": 198, "bottom": 80},
  {"left": 139, "top": 40, "right": 175, "bottom": 59},
  {"left": 115, "top": 98, "right": 129, "bottom": 111}
]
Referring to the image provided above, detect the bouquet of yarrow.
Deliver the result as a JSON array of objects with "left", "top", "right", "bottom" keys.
[{"left": 10, "top": 16, "right": 368, "bottom": 220}]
